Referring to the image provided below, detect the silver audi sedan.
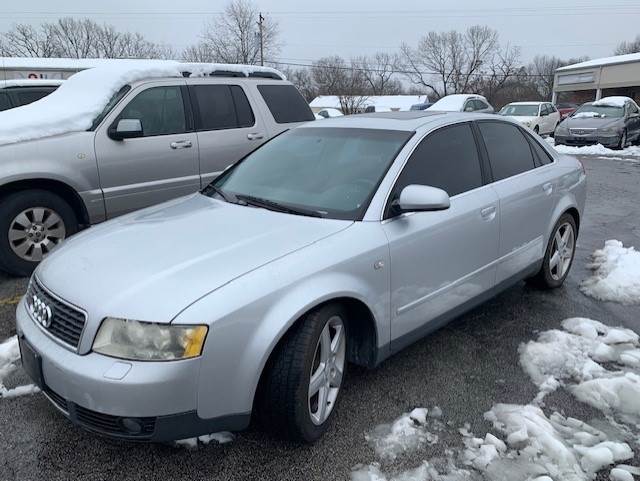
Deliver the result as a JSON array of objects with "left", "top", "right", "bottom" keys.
[{"left": 16, "top": 112, "right": 586, "bottom": 443}]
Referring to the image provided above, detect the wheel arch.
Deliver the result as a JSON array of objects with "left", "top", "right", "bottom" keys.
[{"left": 0, "top": 178, "right": 90, "bottom": 226}]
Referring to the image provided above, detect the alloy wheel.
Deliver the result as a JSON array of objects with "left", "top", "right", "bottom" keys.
[
  {"left": 8, "top": 207, "right": 66, "bottom": 261},
  {"left": 549, "top": 222, "right": 574, "bottom": 281},
  {"left": 308, "top": 315, "right": 346, "bottom": 426}
]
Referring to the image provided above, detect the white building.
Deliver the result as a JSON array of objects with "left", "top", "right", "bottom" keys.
[
  {"left": 309, "top": 95, "right": 430, "bottom": 113},
  {"left": 0, "top": 57, "right": 115, "bottom": 80}
]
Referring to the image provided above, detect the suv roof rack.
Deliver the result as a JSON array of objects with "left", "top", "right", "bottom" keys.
[{"left": 180, "top": 66, "right": 284, "bottom": 80}]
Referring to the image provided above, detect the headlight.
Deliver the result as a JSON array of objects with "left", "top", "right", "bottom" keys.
[
  {"left": 555, "top": 123, "right": 569, "bottom": 135},
  {"left": 93, "top": 317, "right": 208, "bottom": 361},
  {"left": 598, "top": 126, "right": 621, "bottom": 136}
]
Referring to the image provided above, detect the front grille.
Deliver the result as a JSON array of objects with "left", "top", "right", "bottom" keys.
[
  {"left": 25, "top": 279, "right": 86, "bottom": 349},
  {"left": 75, "top": 405, "right": 156, "bottom": 438},
  {"left": 569, "top": 128, "right": 596, "bottom": 136}
]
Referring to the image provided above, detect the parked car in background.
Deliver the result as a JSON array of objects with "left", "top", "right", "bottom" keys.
[
  {"left": 316, "top": 108, "right": 343, "bottom": 118},
  {"left": 556, "top": 102, "right": 578, "bottom": 119},
  {"left": 17, "top": 111, "right": 585, "bottom": 444},
  {"left": 409, "top": 102, "right": 434, "bottom": 111},
  {"left": 364, "top": 105, "right": 392, "bottom": 113},
  {"left": 0, "top": 79, "right": 63, "bottom": 111},
  {"left": 0, "top": 62, "right": 314, "bottom": 276},
  {"left": 499, "top": 101, "right": 561, "bottom": 135},
  {"left": 554, "top": 96, "right": 640, "bottom": 149},
  {"left": 428, "top": 94, "right": 494, "bottom": 113}
]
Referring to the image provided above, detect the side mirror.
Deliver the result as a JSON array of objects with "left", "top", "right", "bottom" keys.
[
  {"left": 393, "top": 184, "right": 450, "bottom": 213},
  {"left": 109, "top": 118, "right": 143, "bottom": 140}
]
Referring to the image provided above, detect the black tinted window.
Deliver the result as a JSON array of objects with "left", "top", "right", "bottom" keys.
[
  {"left": 14, "top": 88, "right": 55, "bottom": 106},
  {"left": 119, "top": 86, "right": 186, "bottom": 137},
  {"left": 191, "top": 85, "right": 236, "bottom": 130},
  {"left": 390, "top": 123, "right": 483, "bottom": 210},
  {"left": 479, "top": 122, "right": 536, "bottom": 180},
  {"left": 526, "top": 133, "right": 554, "bottom": 165},
  {"left": 257, "top": 84, "right": 315, "bottom": 123},
  {"left": 231, "top": 86, "right": 255, "bottom": 127},
  {"left": 0, "top": 92, "right": 11, "bottom": 111}
]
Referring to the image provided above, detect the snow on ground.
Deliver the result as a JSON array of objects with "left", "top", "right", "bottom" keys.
[
  {"left": 174, "top": 431, "right": 235, "bottom": 449},
  {"left": 546, "top": 138, "right": 640, "bottom": 158},
  {"left": 580, "top": 241, "right": 640, "bottom": 304},
  {"left": 352, "top": 318, "right": 640, "bottom": 481},
  {"left": 0, "top": 335, "right": 38, "bottom": 399},
  {"left": 0, "top": 60, "right": 284, "bottom": 146}
]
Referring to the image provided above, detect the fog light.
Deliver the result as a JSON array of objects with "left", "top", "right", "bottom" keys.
[{"left": 120, "top": 417, "right": 143, "bottom": 434}]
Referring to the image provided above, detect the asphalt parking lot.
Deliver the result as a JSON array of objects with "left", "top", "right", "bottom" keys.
[{"left": 1, "top": 154, "right": 639, "bottom": 481}]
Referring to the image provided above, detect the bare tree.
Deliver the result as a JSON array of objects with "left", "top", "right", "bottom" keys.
[
  {"left": 182, "top": 42, "right": 216, "bottom": 63},
  {"left": 0, "top": 17, "right": 173, "bottom": 59},
  {"left": 311, "top": 56, "right": 368, "bottom": 114},
  {"left": 476, "top": 44, "right": 522, "bottom": 104},
  {"left": 615, "top": 35, "right": 640, "bottom": 55},
  {"left": 190, "top": 0, "right": 280, "bottom": 65},
  {"left": 353, "top": 52, "right": 402, "bottom": 95},
  {"left": 401, "top": 25, "right": 502, "bottom": 98},
  {"left": 527, "top": 54, "right": 589, "bottom": 100},
  {"left": 277, "top": 65, "right": 317, "bottom": 102}
]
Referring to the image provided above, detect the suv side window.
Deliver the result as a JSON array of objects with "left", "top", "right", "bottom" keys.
[
  {"left": 191, "top": 84, "right": 255, "bottom": 131},
  {"left": 257, "top": 84, "right": 315, "bottom": 123},
  {"left": 118, "top": 86, "right": 186, "bottom": 137},
  {"left": 478, "top": 121, "right": 536, "bottom": 180},
  {"left": 387, "top": 123, "right": 483, "bottom": 217},
  {"left": 13, "top": 88, "right": 56, "bottom": 107},
  {"left": 0, "top": 92, "right": 11, "bottom": 111}
]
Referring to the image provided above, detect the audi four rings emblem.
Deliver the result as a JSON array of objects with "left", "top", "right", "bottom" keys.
[{"left": 28, "top": 294, "right": 53, "bottom": 328}]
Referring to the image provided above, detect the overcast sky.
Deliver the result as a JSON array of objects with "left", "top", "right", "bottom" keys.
[{"left": 1, "top": 0, "right": 639, "bottom": 65}]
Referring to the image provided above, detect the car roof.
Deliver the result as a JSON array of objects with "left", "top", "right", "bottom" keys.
[
  {"left": 298, "top": 111, "right": 501, "bottom": 132},
  {"left": 507, "top": 101, "right": 545, "bottom": 106}
]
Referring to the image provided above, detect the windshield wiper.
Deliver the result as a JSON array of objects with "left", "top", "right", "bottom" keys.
[
  {"left": 236, "top": 194, "right": 323, "bottom": 218},
  {"left": 204, "top": 185, "right": 245, "bottom": 205}
]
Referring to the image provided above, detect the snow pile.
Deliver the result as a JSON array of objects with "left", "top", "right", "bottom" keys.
[
  {"left": 546, "top": 138, "right": 640, "bottom": 158},
  {"left": 572, "top": 112, "right": 601, "bottom": 119},
  {"left": 174, "top": 431, "right": 234, "bottom": 449},
  {"left": 0, "top": 60, "right": 285, "bottom": 146},
  {"left": 580, "top": 240, "right": 640, "bottom": 304},
  {"left": 364, "top": 408, "right": 440, "bottom": 461},
  {"left": 352, "top": 318, "right": 640, "bottom": 481},
  {"left": 0, "top": 335, "right": 39, "bottom": 399},
  {"left": 592, "top": 97, "right": 631, "bottom": 108}
]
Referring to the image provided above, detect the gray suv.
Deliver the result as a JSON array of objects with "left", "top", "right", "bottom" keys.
[{"left": 0, "top": 72, "right": 315, "bottom": 276}]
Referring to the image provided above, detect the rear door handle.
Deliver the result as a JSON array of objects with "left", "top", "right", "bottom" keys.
[
  {"left": 247, "top": 132, "right": 264, "bottom": 141},
  {"left": 170, "top": 140, "right": 192, "bottom": 149},
  {"left": 480, "top": 206, "right": 496, "bottom": 221},
  {"left": 542, "top": 182, "right": 553, "bottom": 195}
]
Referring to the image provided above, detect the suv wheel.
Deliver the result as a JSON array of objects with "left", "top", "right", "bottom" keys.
[
  {"left": 528, "top": 213, "right": 576, "bottom": 289},
  {"left": 0, "top": 190, "right": 78, "bottom": 277},
  {"left": 259, "top": 304, "right": 347, "bottom": 442}
]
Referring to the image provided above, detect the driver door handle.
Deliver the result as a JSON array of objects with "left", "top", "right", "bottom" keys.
[
  {"left": 170, "top": 140, "right": 192, "bottom": 149},
  {"left": 480, "top": 206, "right": 496, "bottom": 221}
]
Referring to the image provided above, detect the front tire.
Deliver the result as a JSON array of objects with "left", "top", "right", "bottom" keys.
[
  {"left": 528, "top": 213, "right": 577, "bottom": 289},
  {"left": 0, "top": 190, "right": 78, "bottom": 277},
  {"left": 259, "top": 304, "right": 347, "bottom": 443}
]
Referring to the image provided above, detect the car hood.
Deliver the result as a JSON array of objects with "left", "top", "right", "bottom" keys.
[
  {"left": 563, "top": 117, "right": 621, "bottom": 129},
  {"left": 37, "top": 194, "right": 352, "bottom": 322}
]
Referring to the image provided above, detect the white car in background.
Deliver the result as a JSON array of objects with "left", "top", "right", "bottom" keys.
[
  {"left": 316, "top": 108, "right": 343, "bottom": 119},
  {"left": 428, "top": 94, "right": 494, "bottom": 114},
  {"left": 499, "top": 102, "right": 561, "bottom": 136}
]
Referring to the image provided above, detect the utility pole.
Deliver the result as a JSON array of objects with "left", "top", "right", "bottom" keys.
[{"left": 258, "top": 12, "right": 265, "bottom": 66}]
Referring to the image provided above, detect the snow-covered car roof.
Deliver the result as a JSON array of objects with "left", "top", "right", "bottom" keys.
[
  {"left": 591, "top": 96, "right": 635, "bottom": 108},
  {"left": 0, "top": 60, "right": 285, "bottom": 146},
  {"left": 506, "top": 101, "right": 545, "bottom": 106},
  {"left": 0, "top": 79, "right": 64, "bottom": 89},
  {"left": 428, "top": 94, "right": 487, "bottom": 111}
]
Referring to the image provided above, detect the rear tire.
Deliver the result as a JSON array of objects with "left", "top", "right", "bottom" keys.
[
  {"left": 259, "top": 304, "right": 347, "bottom": 443},
  {"left": 527, "top": 213, "right": 576, "bottom": 289},
  {"left": 0, "top": 190, "right": 78, "bottom": 277}
]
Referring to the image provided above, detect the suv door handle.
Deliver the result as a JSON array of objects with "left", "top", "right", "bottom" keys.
[
  {"left": 480, "top": 206, "right": 496, "bottom": 221},
  {"left": 170, "top": 140, "right": 192, "bottom": 149},
  {"left": 542, "top": 182, "right": 553, "bottom": 195},
  {"left": 247, "top": 132, "right": 264, "bottom": 141}
]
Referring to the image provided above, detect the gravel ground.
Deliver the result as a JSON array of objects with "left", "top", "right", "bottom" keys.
[{"left": 0, "top": 154, "right": 639, "bottom": 481}]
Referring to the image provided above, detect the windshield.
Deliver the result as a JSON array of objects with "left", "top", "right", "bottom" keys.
[
  {"left": 572, "top": 104, "right": 624, "bottom": 119},
  {"left": 500, "top": 105, "right": 539, "bottom": 116},
  {"left": 90, "top": 85, "right": 131, "bottom": 130},
  {"left": 207, "top": 127, "right": 413, "bottom": 220}
]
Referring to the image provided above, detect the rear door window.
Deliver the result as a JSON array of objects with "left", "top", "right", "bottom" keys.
[
  {"left": 118, "top": 86, "right": 186, "bottom": 137},
  {"left": 257, "top": 84, "right": 315, "bottom": 123},
  {"left": 0, "top": 92, "right": 12, "bottom": 111},
  {"left": 190, "top": 84, "right": 255, "bottom": 131},
  {"left": 478, "top": 121, "right": 536, "bottom": 181},
  {"left": 387, "top": 123, "right": 483, "bottom": 217}
]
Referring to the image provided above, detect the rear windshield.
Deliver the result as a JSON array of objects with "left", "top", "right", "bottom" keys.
[
  {"left": 257, "top": 84, "right": 315, "bottom": 123},
  {"left": 500, "top": 105, "right": 539, "bottom": 116}
]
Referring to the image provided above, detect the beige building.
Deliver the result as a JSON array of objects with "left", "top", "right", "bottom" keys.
[{"left": 552, "top": 53, "right": 640, "bottom": 105}]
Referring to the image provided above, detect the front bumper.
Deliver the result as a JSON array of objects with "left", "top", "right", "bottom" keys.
[
  {"left": 555, "top": 133, "right": 621, "bottom": 148},
  {"left": 16, "top": 300, "right": 249, "bottom": 441}
]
